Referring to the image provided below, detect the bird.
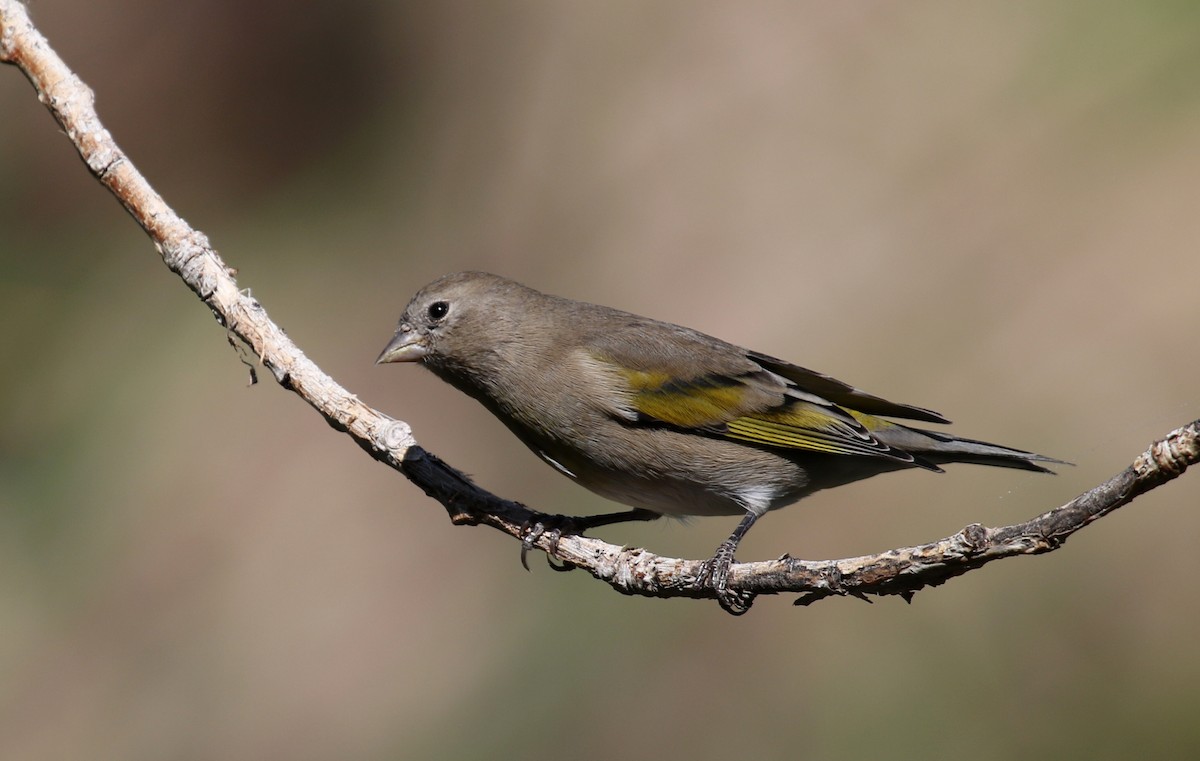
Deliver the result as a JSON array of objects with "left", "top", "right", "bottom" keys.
[{"left": 377, "top": 271, "right": 1063, "bottom": 613}]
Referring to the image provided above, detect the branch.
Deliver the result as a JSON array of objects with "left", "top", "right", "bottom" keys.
[{"left": 4, "top": 0, "right": 1196, "bottom": 614}]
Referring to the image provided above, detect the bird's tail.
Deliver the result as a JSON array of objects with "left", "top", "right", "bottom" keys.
[{"left": 868, "top": 420, "right": 1067, "bottom": 474}]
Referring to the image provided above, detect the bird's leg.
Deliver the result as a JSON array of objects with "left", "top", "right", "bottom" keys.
[
  {"left": 699, "top": 511, "right": 761, "bottom": 615},
  {"left": 520, "top": 508, "right": 661, "bottom": 571}
]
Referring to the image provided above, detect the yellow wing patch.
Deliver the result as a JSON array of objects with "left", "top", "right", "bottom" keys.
[
  {"left": 620, "top": 368, "right": 750, "bottom": 428},
  {"left": 725, "top": 403, "right": 899, "bottom": 458},
  {"left": 846, "top": 409, "right": 897, "bottom": 432},
  {"left": 601, "top": 357, "right": 907, "bottom": 461}
]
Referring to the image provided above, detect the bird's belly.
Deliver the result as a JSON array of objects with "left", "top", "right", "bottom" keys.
[
  {"left": 573, "top": 470, "right": 752, "bottom": 517},
  {"left": 530, "top": 427, "right": 811, "bottom": 517}
]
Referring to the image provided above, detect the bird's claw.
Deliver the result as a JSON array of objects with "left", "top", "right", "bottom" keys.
[
  {"left": 698, "top": 539, "right": 757, "bottom": 615},
  {"left": 519, "top": 515, "right": 578, "bottom": 572}
]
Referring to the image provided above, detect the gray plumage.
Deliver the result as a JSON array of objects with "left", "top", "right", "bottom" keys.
[{"left": 378, "top": 271, "right": 1064, "bottom": 612}]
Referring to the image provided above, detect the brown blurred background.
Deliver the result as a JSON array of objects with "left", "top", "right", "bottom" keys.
[{"left": 2, "top": 1, "right": 1199, "bottom": 759}]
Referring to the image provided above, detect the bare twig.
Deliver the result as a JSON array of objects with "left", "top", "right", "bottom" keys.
[{"left": 3, "top": 0, "right": 1195, "bottom": 613}]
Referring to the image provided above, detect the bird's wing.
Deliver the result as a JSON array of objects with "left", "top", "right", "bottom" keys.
[
  {"left": 576, "top": 331, "right": 923, "bottom": 463},
  {"left": 748, "top": 350, "right": 950, "bottom": 424}
]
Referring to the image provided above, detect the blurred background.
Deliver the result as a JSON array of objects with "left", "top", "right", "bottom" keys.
[{"left": 3, "top": 1, "right": 1199, "bottom": 758}]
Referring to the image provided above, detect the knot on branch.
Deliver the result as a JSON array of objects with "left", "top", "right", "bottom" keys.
[
  {"left": 1136, "top": 422, "right": 1198, "bottom": 481},
  {"left": 960, "top": 522, "right": 989, "bottom": 553},
  {"left": 377, "top": 419, "right": 413, "bottom": 452}
]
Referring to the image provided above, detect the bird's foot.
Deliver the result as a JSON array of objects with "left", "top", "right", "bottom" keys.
[
  {"left": 520, "top": 514, "right": 579, "bottom": 572},
  {"left": 698, "top": 539, "right": 757, "bottom": 615},
  {"left": 519, "top": 508, "right": 660, "bottom": 571}
]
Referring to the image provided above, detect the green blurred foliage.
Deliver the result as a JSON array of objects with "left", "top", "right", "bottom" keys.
[{"left": 2, "top": 1, "right": 1200, "bottom": 759}]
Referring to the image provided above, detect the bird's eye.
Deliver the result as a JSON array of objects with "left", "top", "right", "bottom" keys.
[{"left": 427, "top": 301, "right": 450, "bottom": 321}]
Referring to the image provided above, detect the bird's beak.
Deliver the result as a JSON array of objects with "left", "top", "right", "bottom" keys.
[{"left": 375, "top": 325, "right": 428, "bottom": 364}]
